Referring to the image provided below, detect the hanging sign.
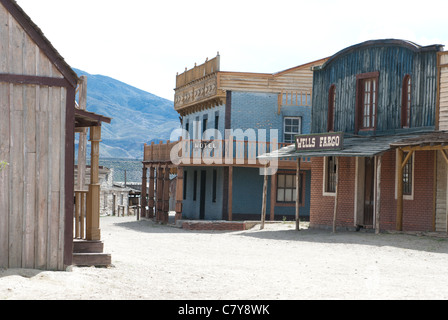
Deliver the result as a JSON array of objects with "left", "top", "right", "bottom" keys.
[{"left": 295, "top": 132, "right": 344, "bottom": 152}]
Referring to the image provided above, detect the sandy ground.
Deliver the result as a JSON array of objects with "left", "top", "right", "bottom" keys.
[{"left": 1, "top": 215, "right": 448, "bottom": 300}]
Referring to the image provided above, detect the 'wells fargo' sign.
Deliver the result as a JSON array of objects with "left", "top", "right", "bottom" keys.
[{"left": 295, "top": 132, "right": 344, "bottom": 152}]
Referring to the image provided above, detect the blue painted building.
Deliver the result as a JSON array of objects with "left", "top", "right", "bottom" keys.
[{"left": 172, "top": 55, "right": 327, "bottom": 221}]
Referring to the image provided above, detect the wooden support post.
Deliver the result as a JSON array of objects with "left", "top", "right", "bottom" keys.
[
  {"left": 396, "top": 148, "right": 404, "bottom": 231},
  {"left": 77, "top": 76, "right": 88, "bottom": 192},
  {"left": 270, "top": 173, "right": 276, "bottom": 221},
  {"left": 86, "top": 126, "right": 101, "bottom": 241},
  {"left": 295, "top": 158, "right": 301, "bottom": 231},
  {"left": 141, "top": 166, "right": 147, "bottom": 220},
  {"left": 175, "top": 167, "right": 184, "bottom": 222},
  {"left": 332, "top": 157, "right": 339, "bottom": 233},
  {"left": 375, "top": 155, "right": 382, "bottom": 234},
  {"left": 261, "top": 166, "right": 268, "bottom": 230},
  {"left": 148, "top": 166, "right": 155, "bottom": 218},
  {"left": 163, "top": 165, "right": 171, "bottom": 224},
  {"left": 156, "top": 165, "right": 164, "bottom": 222},
  {"left": 228, "top": 166, "right": 233, "bottom": 221}
]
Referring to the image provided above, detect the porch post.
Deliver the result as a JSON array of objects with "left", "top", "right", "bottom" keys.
[
  {"left": 156, "top": 165, "right": 164, "bottom": 222},
  {"left": 396, "top": 148, "right": 404, "bottom": 231},
  {"left": 260, "top": 165, "right": 268, "bottom": 230},
  {"left": 86, "top": 126, "right": 101, "bottom": 241},
  {"left": 141, "top": 166, "right": 147, "bottom": 219},
  {"left": 332, "top": 157, "right": 339, "bottom": 233},
  {"left": 228, "top": 166, "right": 233, "bottom": 221},
  {"left": 375, "top": 155, "right": 382, "bottom": 234},
  {"left": 295, "top": 158, "right": 301, "bottom": 231},
  {"left": 163, "top": 165, "right": 171, "bottom": 224},
  {"left": 148, "top": 166, "right": 155, "bottom": 218},
  {"left": 175, "top": 167, "right": 184, "bottom": 222}
]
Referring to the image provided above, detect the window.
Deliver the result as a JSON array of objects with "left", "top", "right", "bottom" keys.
[
  {"left": 328, "top": 85, "right": 336, "bottom": 132},
  {"left": 185, "top": 120, "right": 189, "bottom": 138},
  {"left": 395, "top": 150, "right": 414, "bottom": 199},
  {"left": 202, "top": 116, "right": 208, "bottom": 135},
  {"left": 402, "top": 152, "right": 413, "bottom": 196},
  {"left": 276, "top": 172, "right": 303, "bottom": 204},
  {"left": 325, "top": 156, "right": 337, "bottom": 194},
  {"left": 356, "top": 72, "right": 379, "bottom": 132},
  {"left": 284, "top": 117, "right": 301, "bottom": 144},
  {"left": 401, "top": 75, "right": 411, "bottom": 128},
  {"left": 215, "top": 113, "right": 219, "bottom": 131}
]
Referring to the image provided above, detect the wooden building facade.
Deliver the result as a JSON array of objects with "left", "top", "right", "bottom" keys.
[
  {"left": 0, "top": 0, "right": 111, "bottom": 270},
  {"left": 142, "top": 55, "right": 328, "bottom": 223},
  {"left": 261, "top": 39, "right": 448, "bottom": 233}
]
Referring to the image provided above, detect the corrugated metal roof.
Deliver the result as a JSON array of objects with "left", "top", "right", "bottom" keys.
[{"left": 258, "top": 131, "right": 439, "bottom": 159}]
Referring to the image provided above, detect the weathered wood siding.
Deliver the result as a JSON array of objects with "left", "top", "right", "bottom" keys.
[
  {"left": 0, "top": 3, "right": 67, "bottom": 270},
  {"left": 219, "top": 58, "right": 328, "bottom": 94},
  {"left": 435, "top": 152, "right": 447, "bottom": 232},
  {"left": 312, "top": 41, "right": 441, "bottom": 134},
  {"left": 438, "top": 52, "right": 448, "bottom": 130}
]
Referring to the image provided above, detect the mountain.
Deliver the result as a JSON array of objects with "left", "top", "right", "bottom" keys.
[{"left": 74, "top": 68, "right": 181, "bottom": 159}]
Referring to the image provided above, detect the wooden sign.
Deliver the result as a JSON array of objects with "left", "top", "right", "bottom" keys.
[{"left": 295, "top": 132, "right": 344, "bottom": 152}]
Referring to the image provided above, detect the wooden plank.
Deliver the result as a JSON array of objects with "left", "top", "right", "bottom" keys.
[
  {"left": 260, "top": 166, "right": 268, "bottom": 230},
  {"left": 0, "top": 83, "right": 10, "bottom": 268},
  {"left": 35, "top": 85, "right": 48, "bottom": 268},
  {"left": 375, "top": 155, "right": 382, "bottom": 234},
  {"left": 58, "top": 88, "right": 66, "bottom": 270},
  {"left": 9, "top": 84, "right": 24, "bottom": 267},
  {"left": 332, "top": 157, "right": 339, "bottom": 233},
  {"left": 295, "top": 158, "right": 301, "bottom": 230},
  {"left": 0, "top": 5, "right": 9, "bottom": 73}
]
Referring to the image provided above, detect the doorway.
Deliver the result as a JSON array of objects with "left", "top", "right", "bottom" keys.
[
  {"left": 199, "top": 170, "right": 206, "bottom": 220},
  {"left": 355, "top": 157, "right": 375, "bottom": 227}
]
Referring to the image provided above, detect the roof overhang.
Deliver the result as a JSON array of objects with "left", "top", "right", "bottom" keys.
[
  {"left": 75, "top": 108, "right": 112, "bottom": 131},
  {"left": 258, "top": 131, "right": 447, "bottom": 160}
]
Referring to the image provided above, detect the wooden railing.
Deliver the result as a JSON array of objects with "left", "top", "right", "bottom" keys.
[
  {"left": 74, "top": 190, "right": 88, "bottom": 240},
  {"left": 143, "top": 139, "right": 307, "bottom": 164}
]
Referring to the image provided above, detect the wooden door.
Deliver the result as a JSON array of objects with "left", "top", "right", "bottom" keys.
[{"left": 364, "top": 157, "right": 375, "bottom": 225}]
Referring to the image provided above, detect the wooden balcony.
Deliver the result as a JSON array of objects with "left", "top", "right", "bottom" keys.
[{"left": 143, "top": 139, "right": 309, "bottom": 169}]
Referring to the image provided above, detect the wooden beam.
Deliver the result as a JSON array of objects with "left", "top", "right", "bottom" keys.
[
  {"left": 375, "top": 155, "right": 382, "bottom": 234},
  {"left": 228, "top": 166, "right": 233, "bottom": 221},
  {"left": 140, "top": 167, "right": 147, "bottom": 220},
  {"left": 401, "top": 150, "right": 414, "bottom": 169},
  {"left": 295, "top": 158, "right": 301, "bottom": 231},
  {"left": 270, "top": 173, "right": 276, "bottom": 221},
  {"left": 332, "top": 157, "right": 339, "bottom": 233},
  {"left": 396, "top": 148, "right": 404, "bottom": 231},
  {"left": 261, "top": 166, "right": 268, "bottom": 230},
  {"left": 86, "top": 126, "right": 101, "bottom": 241}
]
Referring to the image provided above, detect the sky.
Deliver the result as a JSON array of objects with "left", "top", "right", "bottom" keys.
[{"left": 15, "top": 0, "right": 448, "bottom": 102}]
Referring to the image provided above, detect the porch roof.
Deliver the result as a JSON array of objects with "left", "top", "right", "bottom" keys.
[
  {"left": 258, "top": 131, "right": 441, "bottom": 159},
  {"left": 75, "top": 108, "right": 112, "bottom": 129}
]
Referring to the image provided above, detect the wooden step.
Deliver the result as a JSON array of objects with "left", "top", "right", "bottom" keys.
[
  {"left": 73, "top": 240, "right": 104, "bottom": 253},
  {"left": 72, "top": 253, "right": 112, "bottom": 267}
]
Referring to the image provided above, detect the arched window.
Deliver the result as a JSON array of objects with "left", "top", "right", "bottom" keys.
[
  {"left": 327, "top": 85, "right": 336, "bottom": 132},
  {"left": 401, "top": 75, "right": 411, "bottom": 128}
]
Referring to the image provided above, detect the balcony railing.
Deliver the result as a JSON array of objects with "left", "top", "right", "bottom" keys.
[{"left": 143, "top": 139, "right": 308, "bottom": 165}]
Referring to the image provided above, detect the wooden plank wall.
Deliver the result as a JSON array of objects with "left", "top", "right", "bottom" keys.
[
  {"left": 438, "top": 52, "right": 448, "bottom": 130},
  {"left": 219, "top": 58, "right": 327, "bottom": 94},
  {"left": 0, "top": 4, "right": 67, "bottom": 270},
  {"left": 312, "top": 45, "right": 439, "bottom": 134}
]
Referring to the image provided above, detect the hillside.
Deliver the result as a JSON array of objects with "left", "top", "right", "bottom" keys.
[{"left": 74, "top": 68, "right": 180, "bottom": 159}]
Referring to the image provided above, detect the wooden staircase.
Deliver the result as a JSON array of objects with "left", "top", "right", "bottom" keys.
[{"left": 73, "top": 240, "right": 112, "bottom": 267}]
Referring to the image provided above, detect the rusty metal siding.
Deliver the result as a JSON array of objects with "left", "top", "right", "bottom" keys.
[{"left": 311, "top": 41, "right": 441, "bottom": 135}]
